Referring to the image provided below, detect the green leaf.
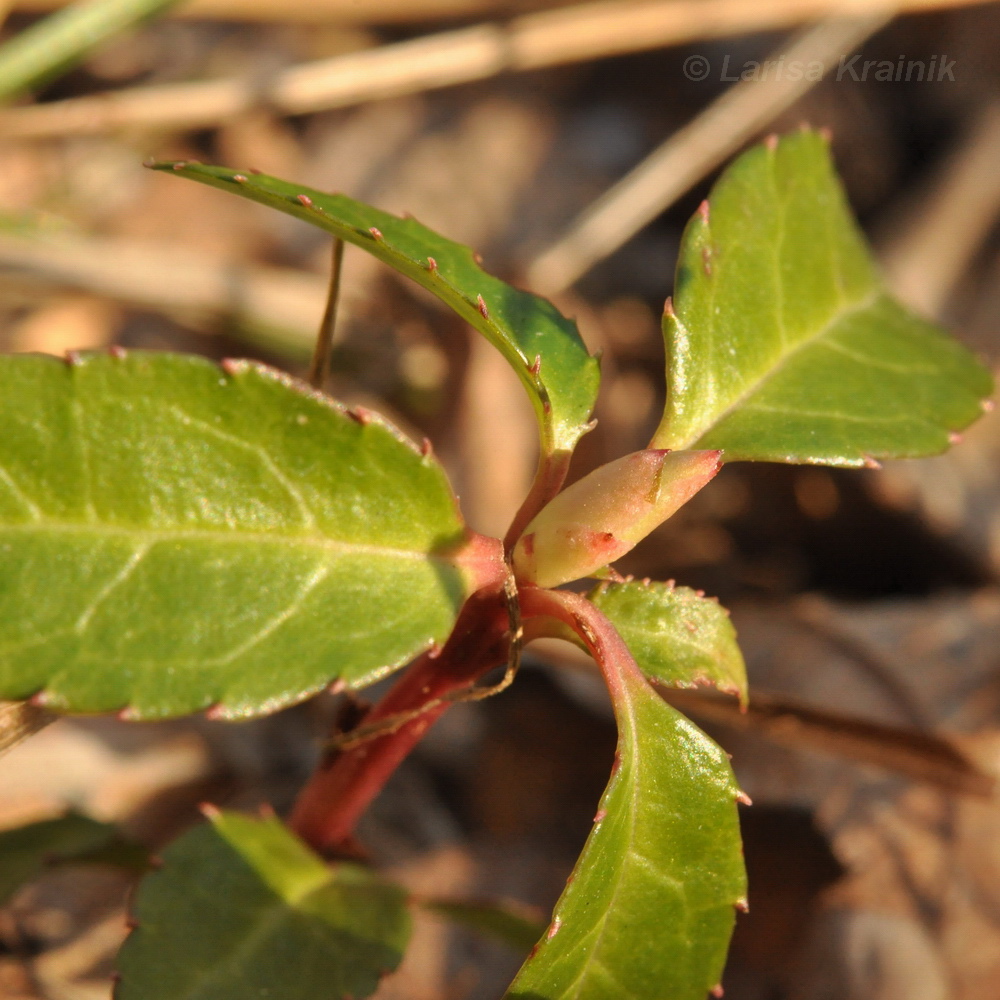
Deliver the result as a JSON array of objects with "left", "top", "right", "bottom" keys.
[
  {"left": 423, "top": 898, "right": 545, "bottom": 954},
  {"left": 0, "top": 351, "right": 498, "bottom": 719},
  {"left": 116, "top": 810, "right": 410, "bottom": 1000},
  {"left": 151, "top": 161, "right": 601, "bottom": 459},
  {"left": 0, "top": 812, "right": 129, "bottom": 904},
  {"left": 507, "top": 628, "right": 745, "bottom": 999},
  {"left": 652, "top": 129, "right": 993, "bottom": 465},
  {"left": 588, "top": 579, "right": 747, "bottom": 705}
]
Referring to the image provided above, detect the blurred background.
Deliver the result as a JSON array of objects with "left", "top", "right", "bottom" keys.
[{"left": 1, "top": 0, "right": 1000, "bottom": 997}]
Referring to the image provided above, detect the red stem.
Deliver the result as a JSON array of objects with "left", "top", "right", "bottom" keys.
[
  {"left": 503, "top": 450, "right": 572, "bottom": 555},
  {"left": 519, "top": 586, "right": 642, "bottom": 703},
  {"left": 290, "top": 583, "right": 511, "bottom": 852}
]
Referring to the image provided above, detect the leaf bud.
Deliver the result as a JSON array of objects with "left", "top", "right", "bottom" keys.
[{"left": 512, "top": 449, "right": 722, "bottom": 588}]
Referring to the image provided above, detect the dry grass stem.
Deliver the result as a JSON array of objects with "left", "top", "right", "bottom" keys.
[
  {"left": 526, "top": 14, "right": 890, "bottom": 294},
  {"left": 881, "top": 100, "right": 1000, "bottom": 319},
  {"left": 0, "top": 232, "right": 327, "bottom": 357},
  {"left": 1, "top": 0, "right": 996, "bottom": 138},
  {"left": 308, "top": 237, "right": 345, "bottom": 390},
  {"left": 8, "top": 0, "right": 511, "bottom": 21},
  {"left": 0, "top": 700, "right": 53, "bottom": 758}
]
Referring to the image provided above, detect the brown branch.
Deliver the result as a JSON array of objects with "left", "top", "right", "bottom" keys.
[{"left": 664, "top": 687, "right": 996, "bottom": 798}]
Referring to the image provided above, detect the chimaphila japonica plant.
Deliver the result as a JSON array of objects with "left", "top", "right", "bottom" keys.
[{"left": 0, "top": 128, "right": 991, "bottom": 1000}]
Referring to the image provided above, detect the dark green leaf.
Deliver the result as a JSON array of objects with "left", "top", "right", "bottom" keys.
[
  {"left": 116, "top": 810, "right": 410, "bottom": 1000},
  {"left": 652, "top": 129, "right": 993, "bottom": 465},
  {"left": 0, "top": 351, "right": 498, "bottom": 719},
  {"left": 423, "top": 898, "right": 545, "bottom": 954},
  {"left": 0, "top": 812, "right": 127, "bottom": 904},
  {"left": 506, "top": 627, "right": 745, "bottom": 999},
  {"left": 588, "top": 579, "right": 747, "bottom": 705},
  {"left": 151, "top": 161, "right": 600, "bottom": 458}
]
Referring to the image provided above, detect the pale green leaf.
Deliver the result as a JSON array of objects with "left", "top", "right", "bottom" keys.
[
  {"left": 152, "top": 161, "right": 601, "bottom": 458},
  {"left": 0, "top": 351, "right": 495, "bottom": 719},
  {"left": 0, "top": 0, "right": 180, "bottom": 101},
  {"left": 652, "top": 129, "right": 993, "bottom": 465},
  {"left": 116, "top": 810, "right": 410, "bottom": 1000},
  {"left": 588, "top": 580, "right": 747, "bottom": 705}
]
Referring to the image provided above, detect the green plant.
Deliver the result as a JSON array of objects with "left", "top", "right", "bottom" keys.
[{"left": 0, "top": 128, "right": 991, "bottom": 999}]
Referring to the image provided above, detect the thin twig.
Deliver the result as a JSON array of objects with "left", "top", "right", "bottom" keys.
[
  {"left": 1, "top": 0, "right": 994, "bottom": 138},
  {"left": 664, "top": 687, "right": 996, "bottom": 798},
  {"left": 526, "top": 13, "right": 891, "bottom": 294},
  {"left": 308, "top": 237, "right": 344, "bottom": 390}
]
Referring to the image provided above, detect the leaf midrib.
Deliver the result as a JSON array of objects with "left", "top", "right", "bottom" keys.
[
  {"left": 684, "top": 288, "right": 882, "bottom": 450},
  {"left": 0, "top": 521, "right": 462, "bottom": 564}
]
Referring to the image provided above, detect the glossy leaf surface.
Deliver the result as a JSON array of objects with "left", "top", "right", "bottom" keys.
[
  {"left": 153, "top": 161, "right": 600, "bottom": 458},
  {"left": 0, "top": 351, "right": 495, "bottom": 719},
  {"left": 589, "top": 579, "right": 747, "bottom": 704},
  {"left": 0, "top": 812, "right": 124, "bottom": 904},
  {"left": 652, "top": 130, "right": 993, "bottom": 464},
  {"left": 117, "top": 810, "right": 410, "bottom": 1000},
  {"left": 508, "top": 598, "right": 746, "bottom": 1000}
]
